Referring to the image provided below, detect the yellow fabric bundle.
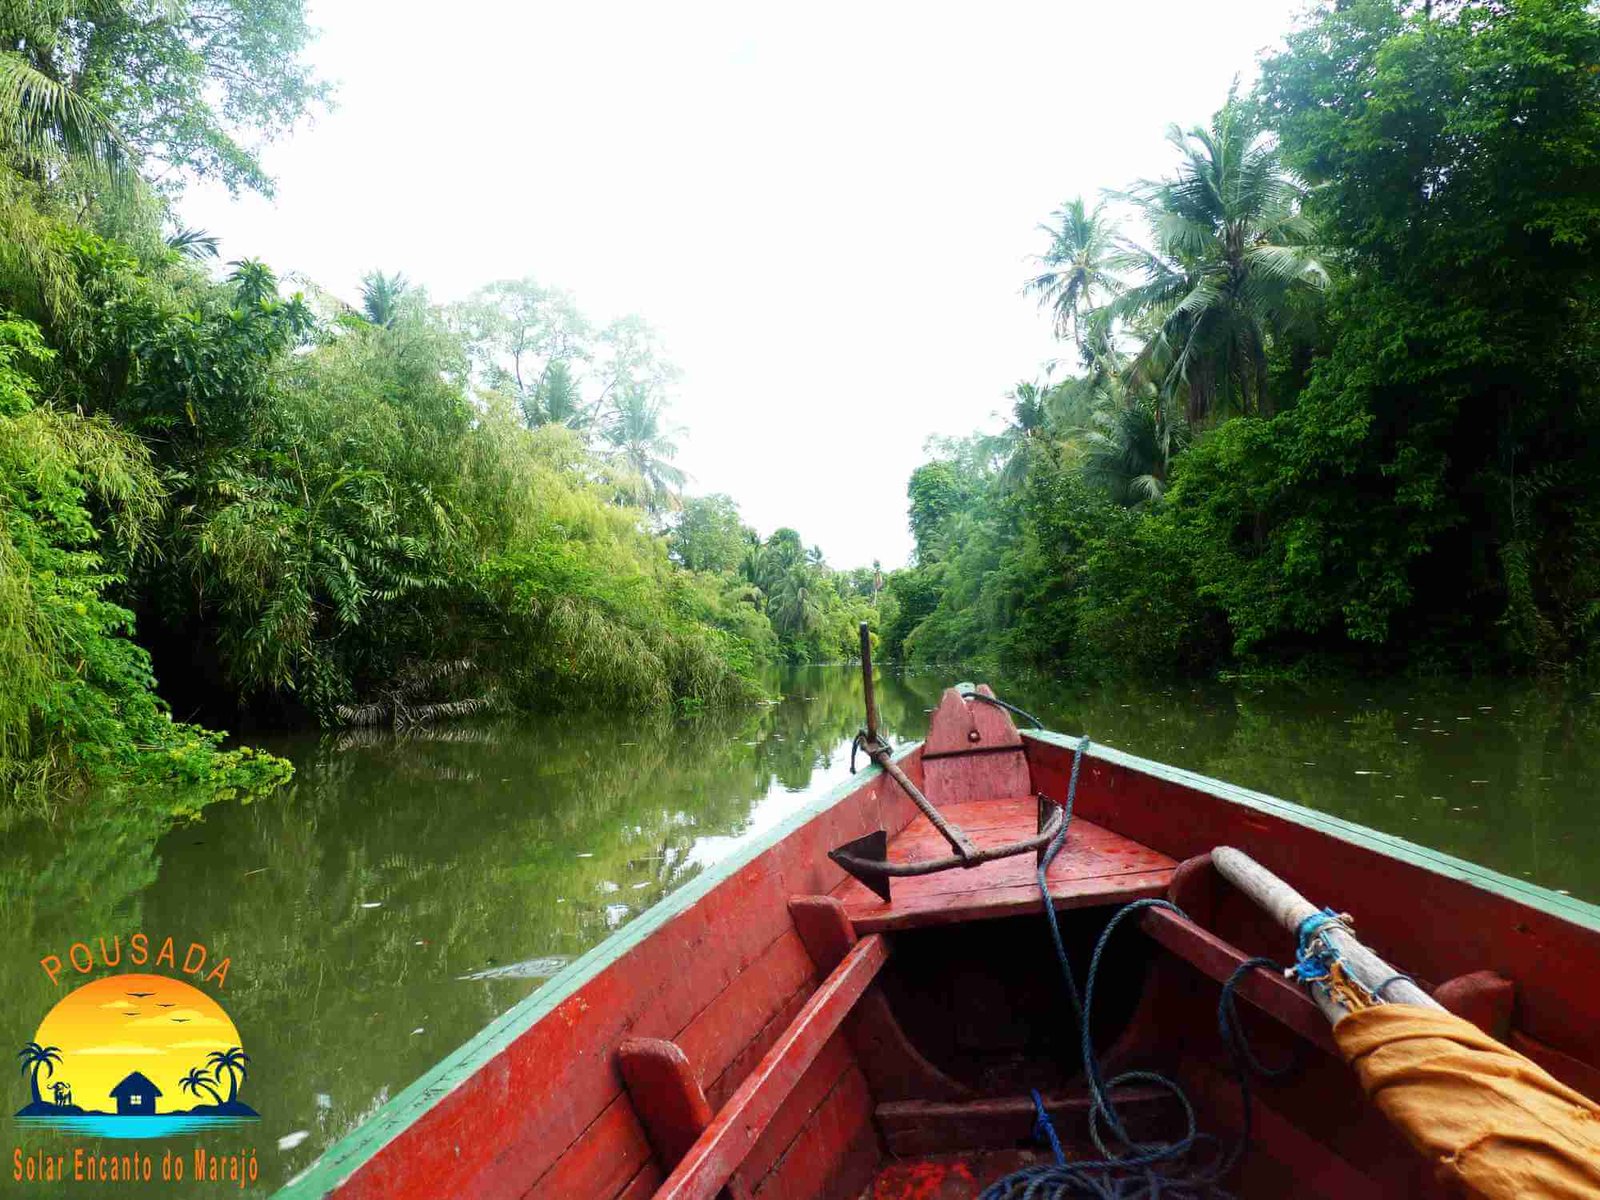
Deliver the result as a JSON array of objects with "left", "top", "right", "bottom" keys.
[{"left": 1334, "top": 1004, "right": 1600, "bottom": 1198}]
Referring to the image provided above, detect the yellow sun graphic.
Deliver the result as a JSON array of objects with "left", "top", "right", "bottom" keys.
[{"left": 25, "top": 975, "right": 243, "bottom": 1114}]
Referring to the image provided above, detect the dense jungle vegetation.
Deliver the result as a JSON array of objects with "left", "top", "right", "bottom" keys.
[
  {"left": 0, "top": 0, "right": 879, "bottom": 810},
  {"left": 885, "top": 0, "right": 1600, "bottom": 683}
]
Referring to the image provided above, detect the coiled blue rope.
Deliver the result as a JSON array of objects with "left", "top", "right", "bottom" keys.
[{"left": 979, "top": 737, "right": 1291, "bottom": 1200}]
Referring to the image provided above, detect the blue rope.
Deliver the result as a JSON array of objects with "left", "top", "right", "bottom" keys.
[
  {"left": 979, "top": 737, "right": 1289, "bottom": 1200},
  {"left": 1290, "top": 908, "right": 1345, "bottom": 984}
]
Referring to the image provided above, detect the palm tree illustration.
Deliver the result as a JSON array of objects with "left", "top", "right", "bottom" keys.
[
  {"left": 17, "top": 1043, "right": 62, "bottom": 1107},
  {"left": 180, "top": 1068, "right": 225, "bottom": 1107},
  {"left": 206, "top": 1048, "right": 251, "bottom": 1102}
]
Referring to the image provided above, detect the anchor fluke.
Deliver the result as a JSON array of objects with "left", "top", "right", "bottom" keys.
[{"left": 829, "top": 830, "right": 892, "bottom": 902}]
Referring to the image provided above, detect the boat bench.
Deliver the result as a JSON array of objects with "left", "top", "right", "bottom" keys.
[{"left": 616, "top": 897, "right": 887, "bottom": 1200}]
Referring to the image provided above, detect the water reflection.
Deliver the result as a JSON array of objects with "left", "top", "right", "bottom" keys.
[{"left": 0, "top": 666, "right": 1595, "bottom": 1196}]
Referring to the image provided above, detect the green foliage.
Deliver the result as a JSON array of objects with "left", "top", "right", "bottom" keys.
[
  {"left": 889, "top": 0, "right": 1600, "bottom": 683},
  {"left": 1, "top": 0, "right": 331, "bottom": 195},
  {"left": 0, "top": 311, "right": 289, "bottom": 807}
]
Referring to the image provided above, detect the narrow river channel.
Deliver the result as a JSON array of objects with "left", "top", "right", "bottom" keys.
[{"left": 3, "top": 666, "right": 1596, "bottom": 1196}]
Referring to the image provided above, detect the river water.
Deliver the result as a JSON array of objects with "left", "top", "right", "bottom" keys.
[{"left": 2, "top": 666, "right": 1597, "bottom": 1195}]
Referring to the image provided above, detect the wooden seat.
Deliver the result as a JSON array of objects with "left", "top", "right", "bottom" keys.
[{"left": 831, "top": 798, "right": 1177, "bottom": 933}]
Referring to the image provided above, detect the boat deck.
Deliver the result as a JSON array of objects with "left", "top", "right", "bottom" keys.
[{"left": 831, "top": 797, "right": 1178, "bottom": 933}]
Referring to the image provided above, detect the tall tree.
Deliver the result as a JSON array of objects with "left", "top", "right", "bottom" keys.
[
  {"left": 1026, "top": 198, "right": 1118, "bottom": 360},
  {"left": 603, "top": 384, "right": 686, "bottom": 513},
  {"left": 1108, "top": 98, "right": 1326, "bottom": 422},
  {"left": 359, "top": 271, "right": 410, "bottom": 328}
]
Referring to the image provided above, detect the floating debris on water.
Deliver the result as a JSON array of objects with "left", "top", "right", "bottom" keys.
[
  {"left": 360, "top": 901, "right": 382, "bottom": 909},
  {"left": 278, "top": 1131, "right": 310, "bottom": 1152},
  {"left": 632, "top": 881, "right": 651, "bottom": 890},
  {"left": 575, "top": 852, "right": 594, "bottom": 858},
  {"left": 596, "top": 880, "right": 619, "bottom": 894},
  {"left": 411, "top": 1027, "right": 425, "bottom": 1035},
  {"left": 605, "top": 904, "right": 630, "bottom": 928},
  {"left": 459, "top": 955, "right": 572, "bottom": 981}
]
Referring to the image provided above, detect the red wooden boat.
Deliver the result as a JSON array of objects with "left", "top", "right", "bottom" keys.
[{"left": 280, "top": 676, "right": 1600, "bottom": 1200}]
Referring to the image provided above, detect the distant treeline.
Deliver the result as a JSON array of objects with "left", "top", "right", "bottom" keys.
[
  {"left": 0, "top": 1, "right": 875, "bottom": 810},
  {"left": 884, "top": 0, "right": 1600, "bottom": 682}
]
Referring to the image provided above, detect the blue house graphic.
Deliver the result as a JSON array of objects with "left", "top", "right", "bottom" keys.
[{"left": 109, "top": 1071, "right": 161, "bottom": 1116}]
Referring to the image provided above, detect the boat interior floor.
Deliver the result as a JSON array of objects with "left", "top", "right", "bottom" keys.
[{"left": 830, "top": 797, "right": 1178, "bottom": 933}]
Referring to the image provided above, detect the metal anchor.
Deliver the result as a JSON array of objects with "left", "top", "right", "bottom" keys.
[{"left": 828, "top": 623, "right": 1064, "bottom": 902}]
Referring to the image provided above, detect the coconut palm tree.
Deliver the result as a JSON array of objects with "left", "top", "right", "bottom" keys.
[
  {"left": 532, "top": 359, "right": 589, "bottom": 432},
  {"left": 987, "top": 379, "right": 1056, "bottom": 494},
  {"left": 1107, "top": 98, "right": 1326, "bottom": 423},
  {"left": 16, "top": 1042, "right": 61, "bottom": 1107},
  {"left": 359, "top": 271, "right": 410, "bottom": 328},
  {"left": 205, "top": 1046, "right": 250, "bottom": 1103},
  {"left": 1026, "top": 198, "right": 1118, "bottom": 359},
  {"left": 180, "top": 1067, "right": 224, "bottom": 1106},
  {"left": 0, "top": 39, "right": 131, "bottom": 185},
  {"left": 603, "top": 385, "right": 686, "bottom": 513},
  {"left": 1080, "top": 383, "right": 1190, "bottom": 507}
]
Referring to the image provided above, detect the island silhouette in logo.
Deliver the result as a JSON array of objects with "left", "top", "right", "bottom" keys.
[{"left": 14, "top": 973, "right": 258, "bottom": 1139}]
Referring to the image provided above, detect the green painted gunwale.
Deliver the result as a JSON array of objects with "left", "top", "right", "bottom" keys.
[
  {"left": 279, "top": 729, "right": 1600, "bottom": 1197},
  {"left": 1025, "top": 729, "right": 1600, "bottom": 932}
]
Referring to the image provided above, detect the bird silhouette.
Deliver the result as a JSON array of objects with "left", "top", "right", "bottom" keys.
[
  {"left": 171, "top": 1018, "right": 191, "bottom": 1023},
  {"left": 126, "top": 991, "right": 155, "bottom": 998},
  {"left": 156, "top": 1003, "right": 176, "bottom": 1008},
  {"left": 122, "top": 1011, "right": 139, "bottom": 1016}
]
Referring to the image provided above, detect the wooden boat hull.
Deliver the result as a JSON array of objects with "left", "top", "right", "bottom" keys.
[{"left": 279, "top": 695, "right": 1600, "bottom": 1200}]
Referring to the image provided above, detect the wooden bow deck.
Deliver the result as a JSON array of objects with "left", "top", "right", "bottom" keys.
[{"left": 831, "top": 797, "right": 1177, "bottom": 932}]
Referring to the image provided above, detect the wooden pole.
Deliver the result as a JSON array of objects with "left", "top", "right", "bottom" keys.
[{"left": 1212, "top": 846, "right": 1442, "bottom": 1021}]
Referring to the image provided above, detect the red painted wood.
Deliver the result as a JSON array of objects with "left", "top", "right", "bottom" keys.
[
  {"left": 326, "top": 770, "right": 907, "bottom": 1200},
  {"left": 788, "top": 895, "right": 969, "bottom": 1103},
  {"left": 1434, "top": 970, "right": 1515, "bottom": 1039},
  {"left": 1182, "top": 1064, "right": 1388, "bottom": 1199},
  {"left": 844, "top": 873, "right": 1175, "bottom": 933},
  {"left": 788, "top": 896, "right": 857, "bottom": 972},
  {"left": 742, "top": 1034, "right": 853, "bottom": 1185},
  {"left": 1139, "top": 906, "right": 1336, "bottom": 1054},
  {"left": 833, "top": 802, "right": 1176, "bottom": 931},
  {"left": 922, "top": 687, "right": 1022, "bottom": 756},
  {"left": 612, "top": 1162, "right": 665, "bottom": 1200},
  {"left": 873, "top": 1087, "right": 1168, "bottom": 1157},
  {"left": 521, "top": 1092, "right": 655, "bottom": 1199},
  {"left": 1027, "top": 738, "right": 1600, "bottom": 1083},
  {"left": 655, "top": 935, "right": 889, "bottom": 1200},
  {"left": 708, "top": 983, "right": 816, "bottom": 1112},
  {"left": 750, "top": 1065, "right": 878, "bottom": 1200},
  {"left": 679, "top": 929, "right": 820, "bottom": 1092},
  {"left": 616, "top": 1039, "right": 752, "bottom": 1198},
  {"left": 1510, "top": 1029, "right": 1600, "bottom": 1099}
]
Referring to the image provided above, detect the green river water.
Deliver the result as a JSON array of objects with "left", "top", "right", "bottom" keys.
[{"left": 2, "top": 666, "right": 1598, "bottom": 1196}]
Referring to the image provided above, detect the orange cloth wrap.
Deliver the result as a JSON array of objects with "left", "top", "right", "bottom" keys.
[{"left": 1333, "top": 1004, "right": 1600, "bottom": 1198}]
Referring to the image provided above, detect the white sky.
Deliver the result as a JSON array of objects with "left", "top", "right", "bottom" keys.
[{"left": 182, "top": 0, "right": 1302, "bottom": 569}]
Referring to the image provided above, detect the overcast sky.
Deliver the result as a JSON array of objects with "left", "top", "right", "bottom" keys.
[{"left": 182, "top": 0, "right": 1304, "bottom": 568}]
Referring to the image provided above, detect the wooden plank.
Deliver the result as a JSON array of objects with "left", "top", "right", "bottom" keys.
[
  {"left": 1024, "top": 731, "right": 1600, "bottom": 1071},
  {"left": 284, "top": 752, "right": 917, "bottom": 1200},
  {"left": 923, "top": 752, "right": 1031, "bottom": 806},
  {"left": 612, "top": 1162, "right": 665, "bottom": 1200},
  {"left": 1139, "top": 906, "right": 1336, "bottom": 1054},
  {"left": 655, "top": 935, "right": 890, "bottom": 1200},
  {"left": 873, "top": 1088, "right": 1168, "bottom": 1157},
  {"left": 788, "top": 895, "right": 970, "bottom": 1102},
  {"left": 707, "top": 983, "right": 815, "bottom": 1112},
  {"left": 741, "top": 1034, "right": 854, "bottom": 1185},
  {"left": 842, "top": 871, "right": 1174, "bottom": 934},
  {"left": 522, "top": 1093, "right": 656, "bottom": 1199},
  {"left": 678, "top": 929, "right": 819, "bottom": 1092},
  {"left": 750, "top": 1065, "right": 879, "bottom": 1200},
  {"left": 617, "top": 1039, "right": 752, "bottom": 1199}
]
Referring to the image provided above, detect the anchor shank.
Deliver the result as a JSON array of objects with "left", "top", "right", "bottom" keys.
[{"left": 867, "top": 743, "right": 979, "bottom": 861}]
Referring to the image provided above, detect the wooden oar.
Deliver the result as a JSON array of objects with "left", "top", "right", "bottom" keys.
[{"left": 1212, "top": 846, "right": 1441, "bottom": 1021}]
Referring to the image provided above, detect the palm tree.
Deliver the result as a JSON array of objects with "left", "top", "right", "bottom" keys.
[
  {"left": 531, "top": 359, "right": 588, "bottom": 432},
  {"left": 359, "top": 271, "right": 410, "bottom": 327},
  {"left": 988, "top": 379, "right": 1055, "bottom": 494},
  {"left": 603, "top": 386, "right": 686, "bottom": 512},
  {"left": 205, "top": 1047, "right": 250, "bottom": 1103},
  {"left": 180, "top": 1067, "right": 225, "bottom": 1106},
  {"left": 16, "top": 1042, "right": 61, "bottom": 1107},
  {"left": 1026, "top": 198, "right": 1118, "bottom": 359},
  {"left": 0, "top": 42, "right": 130, "bottom": 185},
  {"left": 166, "top": 226, "right": 220, "bottom": 261},
  {"left": 1107, "top": 98, "right": 1326, "bottom": 423},
  {"left": 1080, "top": 383, "right": 1190, "bottom": 507}
]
